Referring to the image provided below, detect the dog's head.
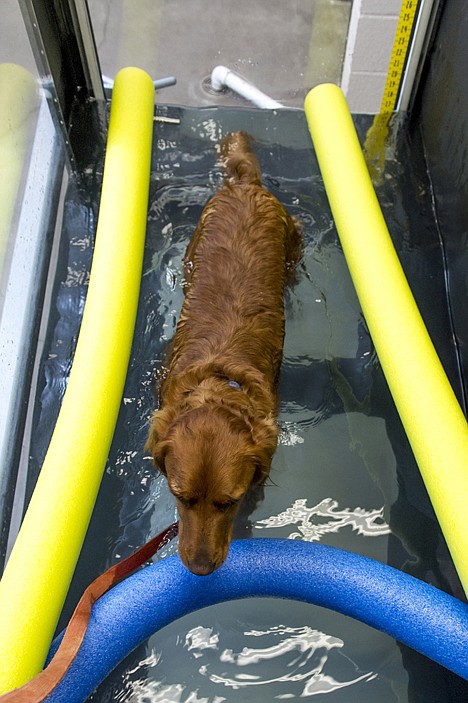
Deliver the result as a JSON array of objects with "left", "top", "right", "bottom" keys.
[{"left": 146, "top": 403, "right": 277, "bottom": 575}]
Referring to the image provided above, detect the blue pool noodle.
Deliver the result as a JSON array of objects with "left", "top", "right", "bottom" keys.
[{"left": 45, "top": 539, "right": 468, "bottom": 701}]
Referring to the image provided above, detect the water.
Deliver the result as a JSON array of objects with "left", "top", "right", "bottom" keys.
[{"left": 27, "top": 107, "right": 467, "bottom": 701}]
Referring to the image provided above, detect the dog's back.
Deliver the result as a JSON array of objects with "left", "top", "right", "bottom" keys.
[
  {"left": 173, "top": 132, "right": 302, "bottom": 380},
  {"left": 220, "top": 132, "right": 302, "bottom": 273},
  {"left": 219, "top": 131, "right": 262, "bottom": 186}
]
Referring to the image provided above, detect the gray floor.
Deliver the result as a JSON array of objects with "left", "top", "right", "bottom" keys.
[
  {"left": 1, "top": 0, "right": 351, "bottom": 109},
  {"left": 89, "top": 0, "right": 351, "bottom": 108}
]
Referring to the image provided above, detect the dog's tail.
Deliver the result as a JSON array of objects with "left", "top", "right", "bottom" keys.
[{"left": 220, "top": 131, "right": 262, "bottom": 186}]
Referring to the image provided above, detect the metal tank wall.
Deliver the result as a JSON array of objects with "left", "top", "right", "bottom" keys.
[{"left": 412, "top": 1, "right": 468, "bottom": 411}]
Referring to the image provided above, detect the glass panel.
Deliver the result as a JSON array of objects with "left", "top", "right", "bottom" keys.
[
  {"left": 0, "top": 0, "right": 39, "bottom": 309},
  {"left": 88, "top": 0, "right": 352, "bottom": 107},
  {"left": 0, "top": 0, "right": 65, "bottom": 559}
]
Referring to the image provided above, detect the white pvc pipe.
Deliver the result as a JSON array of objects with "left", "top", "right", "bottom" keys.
[{"left": 211, "top": 65, "right": 283, "bottom": 109}]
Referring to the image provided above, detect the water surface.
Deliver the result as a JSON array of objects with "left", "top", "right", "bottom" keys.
[{"left": 28, "top": 106, "right": 467, "bottom": 701}]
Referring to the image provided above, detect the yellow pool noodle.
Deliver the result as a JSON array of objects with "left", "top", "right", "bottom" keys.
[
  {"left": 0, "top": 64, "right": 38, "bottom": 276},
  {"left": 304, "top": 84, "right": 468, "bottom": 595},
  {"left": 0, "top": 67, "right": 154, "bottom": 692}
]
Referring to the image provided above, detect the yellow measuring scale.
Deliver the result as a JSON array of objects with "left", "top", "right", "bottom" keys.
[
  {"left": 365, "top": 0, "right": 420, "bottom": 175},
  {"left": 381, "top": 0, "right": 420, "bottom": 113}
]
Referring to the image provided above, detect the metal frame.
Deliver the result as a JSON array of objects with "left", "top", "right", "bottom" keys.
[{"left": 18, "top": 0, "right": 106, "bottom": 170}]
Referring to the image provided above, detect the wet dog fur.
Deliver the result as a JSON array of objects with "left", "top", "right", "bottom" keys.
[{"left": 146, "top": 132, "right": 301, "bottom": 575}]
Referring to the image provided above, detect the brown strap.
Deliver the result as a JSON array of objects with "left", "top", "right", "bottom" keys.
[{"left": 0, "top": 522, "right": 178, "bottom": 702}]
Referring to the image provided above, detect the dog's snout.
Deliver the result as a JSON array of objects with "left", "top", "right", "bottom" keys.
[{"left": 187, "top": 558, "right": 218, "bottom": 576}]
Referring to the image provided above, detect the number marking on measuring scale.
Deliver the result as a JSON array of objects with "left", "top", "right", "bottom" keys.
[{"left": 380, "top": 0, "right": 420, "bottom": 114}]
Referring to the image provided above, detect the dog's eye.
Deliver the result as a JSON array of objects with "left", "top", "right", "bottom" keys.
[
  {"left": 176, "top": 496, "right": 197, "bottom": 508},
  {"left": 213, "top": 499, "right": 237, "bottom": 512}
]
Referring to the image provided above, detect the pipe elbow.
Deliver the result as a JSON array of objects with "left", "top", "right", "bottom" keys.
[{"left": 210, "top": 65, "right": 231, "bottom": 92}]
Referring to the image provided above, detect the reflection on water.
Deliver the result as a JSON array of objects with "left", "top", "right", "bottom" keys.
[
  {"left": 255, "top": 498, "right": 390, "bottom": 541},
  {"left": 209, "top": 625, "right": 375, "bottom": 693},
  {"left": 120, "top": 624, "right": 377, "bottom": 702},
  {"left": 28, "top": 107, "right": 468, "bottom": 701}
]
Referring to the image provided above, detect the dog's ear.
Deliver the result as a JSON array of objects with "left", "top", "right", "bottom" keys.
[
  {"left": 145, "top": 407, "right": 174, "bottom": 476},
  {"left": 249, "top": 416, "right": 279, "bottom": 485}
]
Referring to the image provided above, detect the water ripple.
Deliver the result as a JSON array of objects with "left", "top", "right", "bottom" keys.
[
  {"left": 193, "top": 624, "right": 376, "bottom": 696},
  {"left": 120, "top": 625, "right": 376, "bottom": 701},
  {"left": 255, "top": 498, "right": 390, "bottom": 541}
]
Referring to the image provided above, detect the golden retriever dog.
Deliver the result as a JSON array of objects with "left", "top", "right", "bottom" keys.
[{"left": 146, "top": 132, "right": 301, "bottom": 575}]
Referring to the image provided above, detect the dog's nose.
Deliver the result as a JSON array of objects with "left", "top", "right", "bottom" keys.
[{"left": 187, "top": 559, "right": 218, "bottom": 576}]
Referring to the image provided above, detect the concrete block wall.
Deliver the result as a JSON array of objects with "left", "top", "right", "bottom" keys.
[{"left": 341, "top": 0, "right": 402, "bottom": 113}]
